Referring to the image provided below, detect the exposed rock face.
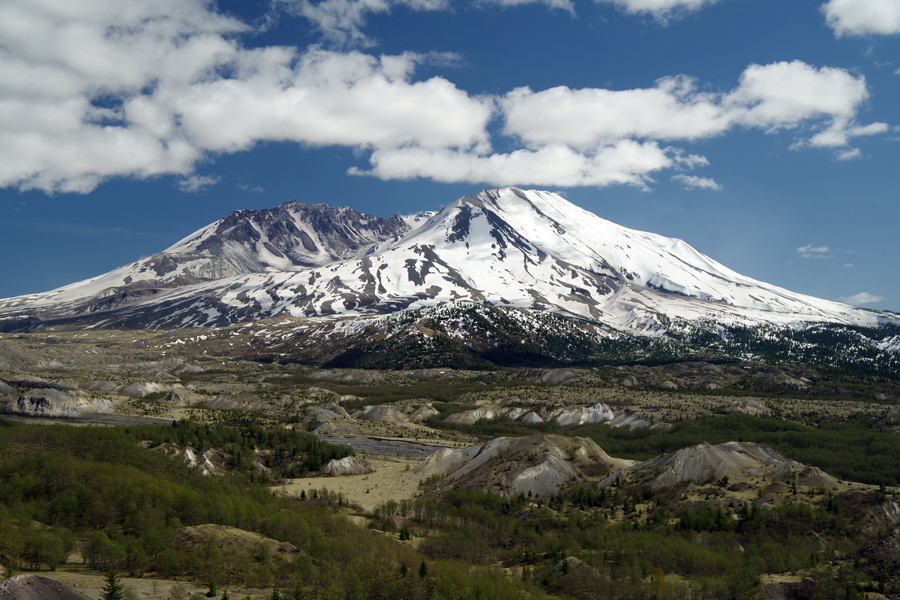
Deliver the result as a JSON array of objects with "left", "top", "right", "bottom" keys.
[
  {"left": 148, "top": 443, "right": 232, "bottom": 476},
  {"left": 414, "top": 434, "right": 635, "bottom": 498},
  {"left": 324, "top": 456, "right": 374, "bottom": 476},
  {"left": 0, "top": 380, "right": 15, "bottom": 395},
  {"left": 6, "top": 388, "right": 117, "bottom": 417},
  {"left": 0, "top": 575, "right": 93, "bottom": 600}
]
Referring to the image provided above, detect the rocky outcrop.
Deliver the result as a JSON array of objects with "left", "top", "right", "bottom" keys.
[
  {"left": 324, "top": 456, "right": 374, "bottom": 476},
  {"left": 6, "top": 388, "right": 117, "bottom": 417}
]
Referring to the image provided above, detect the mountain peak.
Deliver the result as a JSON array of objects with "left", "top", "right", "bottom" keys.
[{"left": 1, "top": 188, "right": 897, "bottom": 334}]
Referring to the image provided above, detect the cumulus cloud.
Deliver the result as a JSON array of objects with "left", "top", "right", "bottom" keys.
[
  {"left": 178, "top": 175, "right": 221, "bottom": 193},
  {"left": 501, "top": 62, "right": 885, "bottom": 156},
  {"left": 671, "top": 174, "right": 721, "bottom": 190},
  {"left": 0, "top": 1, "right": 890, "bottom": 194},
  {"left": 839, "top": 292, "right": 885, "bottom": 305},
  {"left": 0, "top": 0, "right": 491, "bottom": 193},
  {"left": 596, "top": 0, "right": 719, "bottom": 21},
  {"left": 822, "top": 0, "right": 900, "bottom": 37},
  {"left": 353, "top": 140, "right": 678, "bottom": 188}
]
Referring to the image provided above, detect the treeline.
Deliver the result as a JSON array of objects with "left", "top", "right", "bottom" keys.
[
  {"left": 373, "top": 485, "right": 880, "bottom": 600},
  {"left": 0, "top": 421, "right": 541, "bottom": 600}
]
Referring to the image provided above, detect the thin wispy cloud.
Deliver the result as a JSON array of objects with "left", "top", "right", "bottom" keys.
[
  {"left": 671, "top": 174, "right": 722, "bottom": 190},
  {"left": 178, "top": 175, "right": 222, "bottom": 193},
  {"left": 839, "top": 292, "right": 885, "bottom": 305},
  {"left": 596, "top": 0, "right": 720, "bottom": 22},
  {"left": 797, "top": 244, "right": 833, "bottom": 259}
]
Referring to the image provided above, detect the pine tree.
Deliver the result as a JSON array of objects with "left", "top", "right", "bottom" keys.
[
  {"left": 100, "top": 571, "right": 124, "bottom": 600},
  {"left": 270, "top": 587, "right": 283, "bottom": 600}
]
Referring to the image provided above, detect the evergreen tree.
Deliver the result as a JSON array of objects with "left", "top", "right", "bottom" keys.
[
  {"left": 270, "top": 587, "right": 283, "bottom": 600},
  {"left": 206, "top": 580, "right": 217, "bottom": 598},
  {"left": 100, "top": 570, "right": 124, "bottom": 600}
]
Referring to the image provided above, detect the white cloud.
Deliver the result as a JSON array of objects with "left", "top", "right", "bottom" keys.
[
  {"left": 797, "top": 244, "right": 833, "bottom": 259},
  {"left": 178, "top": 174, "right": 221, "bottom": 193},
  {"left": 807, "top": 121, "right": 888, "bottom": 148},
  {"left": 501, "top": 62, "right": 884, "bottom": 156},
  {"left": 483, "top": 0, "right": 576, "bottom": 16},
  {"left": 279, "top": 0, "right": 449, "bottom": 47},
  {"left": 835, "top": 147, "right": 863, "bottom": 161},
  {"left": 0, "top": 2, "right": 890, "bottom": 194},
  {"left": 238, "top": 183, "right": 265, "bottom": 192},
  {"left": 596, "top": 0, "right": 719, "bottom": 21},
  {"left": 0, "top": 0, "right": 492, "bottom": 193},
  {"left": 353, "top": 140, "right": 678, "bottom": 188},
  {"left": 838, "top": 292, "right": 885, "bottom": 305},
  {"left": 822, "top": 0, "right": 900, "bottom": 37},
  {"left": 671, "top": 174, "right": 721, "bottom": 190}
]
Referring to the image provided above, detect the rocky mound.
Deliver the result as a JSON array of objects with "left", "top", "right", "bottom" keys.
[
  {"left": 0, "top": 575, "right": 92, "bottom": 600},
  {"left": 414, "top": 434, "right": 635, "bottom": 498},
  {"left": 324, "top": 456, "right": 374, "bottom": 476},
  {"left": 603, "top": 442, "right": 839, "bottom": 490}
]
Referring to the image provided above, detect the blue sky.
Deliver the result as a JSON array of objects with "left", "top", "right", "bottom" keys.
[{"left": 1, "top": 0, "right": 898, "bottom": 311}]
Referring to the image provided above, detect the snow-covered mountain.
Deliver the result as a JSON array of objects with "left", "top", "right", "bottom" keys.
[{"left": 0, "top": 188, "right": 897, "bottom": 334}]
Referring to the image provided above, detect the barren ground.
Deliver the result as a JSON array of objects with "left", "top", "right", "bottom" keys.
[{"left": 279, "top": 456, "right": 428, "bottom": 513}]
